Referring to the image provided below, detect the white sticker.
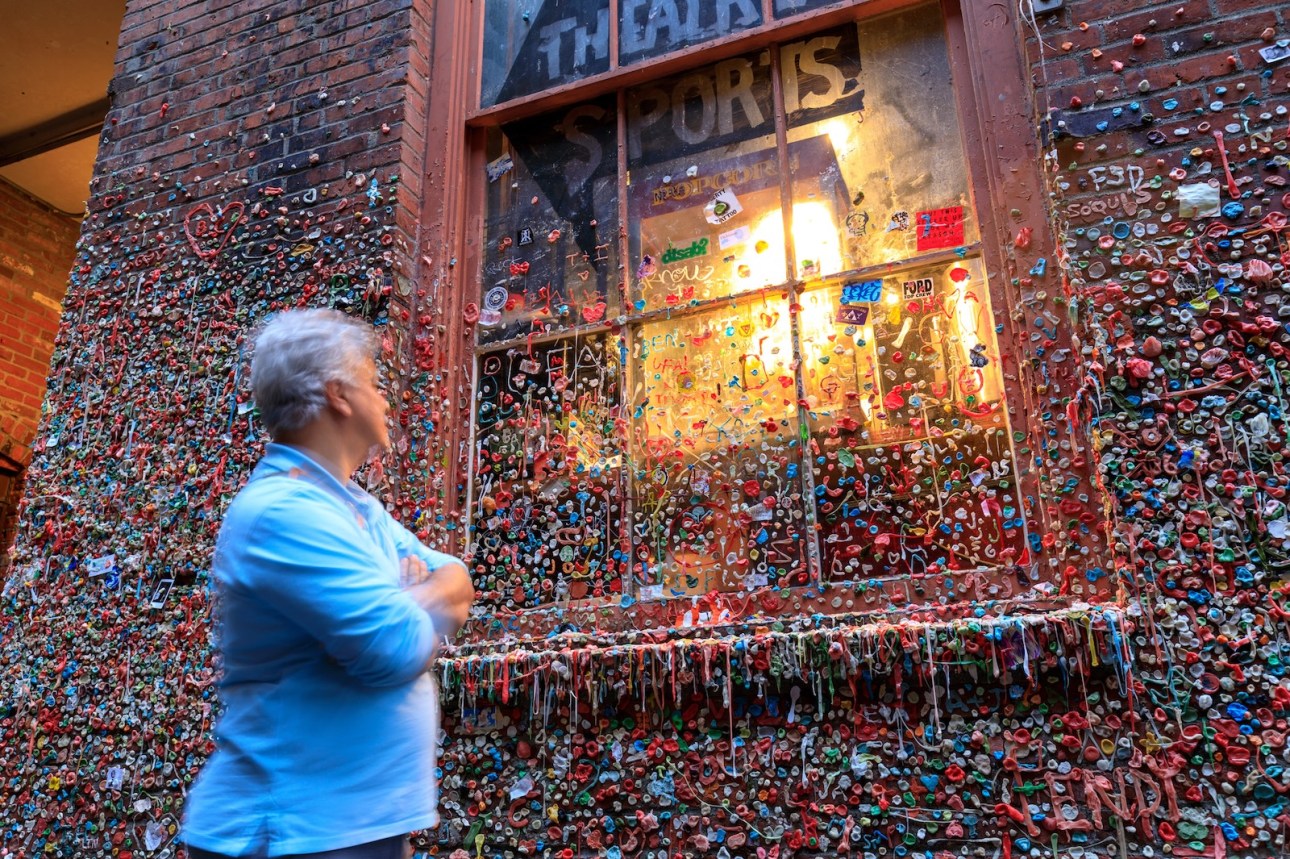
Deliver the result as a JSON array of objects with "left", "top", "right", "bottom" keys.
[
  {"left": 148, "top": 577, "right": 175, "bottom": 609},
  {"left": 484, "top": 285, "right": 509, "bottom": 312},
  {"left": 144, "top": 821, "right": 166, "bottom": 851},
  {"left": 719, "top": 225, "right": 751, "bottom": 249},
  {"left": 509, "top": 775, "right": 535, "bottom": 800},
  {"left": 1177, "top": 182, "right": 1220, "bottom": 219},
  {"left": 86, "top": 555, "right": 117, "bottom": 577},
  {"left": 637, "top": 583, "right": 664, "bottom": 601},
  {"left": 704, "top": 187, "right": 743, "bottom": 224},
  {"left": 902, "top": 278, "right": 935, "bottom": 300}
]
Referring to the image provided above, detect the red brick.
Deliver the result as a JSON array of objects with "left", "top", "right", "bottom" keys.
[
  {"left": 1066, "top": 0, "right": 1166, "bottom": 25},
  {"left": 1100, "top": 0, "right": 1210, "bottom": 43},
  {"left": 1215, "top": 0, "right": 1284, "bottom": 11},
  {"left": 4, "top": 377, "right": 43, "bottom": 402},
  {"left": 1157, "top": 11, "right": 1280, "bottom": 57}
]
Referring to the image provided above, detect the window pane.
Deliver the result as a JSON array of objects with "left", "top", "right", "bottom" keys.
[
  {"left": 481, "top": 0, "right": 611, "bottom": 107},
  {"left": 480, "top": 98, "right": 621, "bottom": 345},
  {"left": 626, "top": 52, "right": 783, "bottom": 313},
  {"left": 620, "top": 0, "right": 764, "bottom": 67},
  {"left": 470, "top": 335, "right": 624, "bottom": 608},
  {"left": 467, "top": 2, "right": 1027, "bottom": 618},
  {"left": 784, "top": 7, "right": 979, "bottom": 279},
  {"left": 799, "top": 257, "right": 1027, "bottom": 584},
  {"left": 629, "top": 297, "right": 808, "bottom": 596}
]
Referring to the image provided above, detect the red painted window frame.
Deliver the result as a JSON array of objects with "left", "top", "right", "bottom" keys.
[{"left": 416, "top": 0, "right": 1107, "bottom": 639}]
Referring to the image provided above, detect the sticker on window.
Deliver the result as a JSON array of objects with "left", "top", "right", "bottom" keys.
[
  {"left": 914, "top": 205, "right": 965, "bottom": 251},
  {"left": 840, "top": 279, "right": 883, "bottom": 304},
  {"left": 835, "top": 305, "right": 869, "bottom": 325},
  {"left": 705, "top": 187, "right": 744, "bottom": 224},
  {"left": 902, "top": 277, "right": 934, "bottom": 300},
  {"left": 719, "top": 225, "right": 751, "bottom": 249}
]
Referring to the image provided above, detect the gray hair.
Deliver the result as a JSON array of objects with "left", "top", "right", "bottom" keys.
[{"left": 250, "top": 308, "right": 378, "bottom": 438}]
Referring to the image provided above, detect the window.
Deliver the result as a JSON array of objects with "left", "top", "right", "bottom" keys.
[{"left": 467, "top": 0, "right": 1029, "bottom": 613}]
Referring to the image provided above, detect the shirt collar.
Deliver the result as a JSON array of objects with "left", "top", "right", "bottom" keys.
[{"left": 256, "top": 443, "right": 368, "bottom": 504}]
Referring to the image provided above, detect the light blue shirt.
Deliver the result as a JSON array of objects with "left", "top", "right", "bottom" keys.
[{"left": 183, "top": 443, "right": 460, "bottom": 856}]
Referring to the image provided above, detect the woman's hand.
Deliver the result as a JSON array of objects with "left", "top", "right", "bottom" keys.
[
  {"left": 402, "top": 559, "right": 475, "bottom": 641},
  {"left": 400, "top": 555, "right": 431, "bottom": 587}
]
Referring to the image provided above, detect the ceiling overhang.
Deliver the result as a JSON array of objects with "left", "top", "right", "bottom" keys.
[{"left": 0, "top": 1, "right": 126, "bottom": 216}]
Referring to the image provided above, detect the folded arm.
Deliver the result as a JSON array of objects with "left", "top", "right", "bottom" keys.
[
  {"left": 242, "top": 497, "right": 438, "bottom": 687},
  {"left": 389, "top": 517, "right": 476, "bottom": 641},
  {"left": 400, "top": 556, "right": 475, "bottom": 640}
]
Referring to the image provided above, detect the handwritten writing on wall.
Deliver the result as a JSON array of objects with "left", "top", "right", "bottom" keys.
[
  {"left": 472, "top": 334, "right": 623, "bottom": 606},
  {"left": 630, "top": 297, "right": 806, "bottom": 595}
]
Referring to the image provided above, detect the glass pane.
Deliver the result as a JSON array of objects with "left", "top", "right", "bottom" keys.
[
  {"left": 784, "top": 7, "right": 979, "bottom": 278},
  {"left": 774, "top": 0, "right": 843, "bottom": 17},
  {"left": 626, "top": 51, "right": 783, "bottom": 313},
  {"left": 481, "top": 0, "right": 611, "bottom": 107},
  {"left": 480, "top": 98, "right": 621, "bottom": 345},
  {"left": 470, "top": 335, "right": 624, "bottom": 609},
  {"left": 620, "top": 0, "right": 764, "bottom": 67},
  {"left": 629, "top": 297, "right": 808, "bottom": 596},
  {"left": 799, "top": 257, "right": 1027, "bottom": 584}
]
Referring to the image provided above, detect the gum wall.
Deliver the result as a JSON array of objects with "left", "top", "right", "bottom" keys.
[{"left": 3, "top": 2, "right": 1290, "bottom": 859}]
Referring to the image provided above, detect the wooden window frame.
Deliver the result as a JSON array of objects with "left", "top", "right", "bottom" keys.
[{"left": 419, "top": 0, "right": 1104, "bottom": 636}]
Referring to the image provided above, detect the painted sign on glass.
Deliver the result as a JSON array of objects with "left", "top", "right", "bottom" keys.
[
  {"left": 480, "top": 98, "right": 620, "bottom": 344},
  {"left": 482, "top": 0, "right": 611, "bottom": 106}
]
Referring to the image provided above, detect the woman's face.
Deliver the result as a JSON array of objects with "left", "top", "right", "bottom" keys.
[{"left": 347, "top": 357, "right": 391, "bottom": 456}]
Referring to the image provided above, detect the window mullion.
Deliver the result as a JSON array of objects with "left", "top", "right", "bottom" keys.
[
  {"left": 615, "top": 87, "right": 635, "bottom": 599},
  {"left": 461, "top": 112, "right": 486, "bottom": 549},
  {"left": 473, "top": 0, "right": 485, "bottom": 113},
  {"left": 770, "top": 37, "right": 824, "bottom": 589},
  {"left": 463, "top": 352, "right": 483, "bottom": 572},
  {"left": 770, "top": 44, "right": 796, "bottom": 286},
  {"left": 609, "top": 0, "right": 620, "bottom": 70}
]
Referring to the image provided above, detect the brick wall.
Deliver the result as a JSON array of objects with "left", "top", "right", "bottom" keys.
[
  {"left": 1015, "top": 0, "right": 1290, "bottom": 853},
  {"left": 0, "top": 179, "right": 76, "bottom": 575},
  {"left": 0, "top": 179, "right": 76, "bottom": 466},
  {"left": 0, "top": 0, "right": 447, "bottom": 853},
  {"left": 2, "top": 0, "right": 1290, "bottom": 857}
]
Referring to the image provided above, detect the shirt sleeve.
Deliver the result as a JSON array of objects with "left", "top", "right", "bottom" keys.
[
  {"left": 240, "top": 493, "right": 437, "bottom": 688},
  {"left": 386, "top": 510, "right": 465, "bottom": 573}
]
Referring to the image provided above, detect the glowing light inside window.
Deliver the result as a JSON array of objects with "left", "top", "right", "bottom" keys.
[{"left": 739, "top": 201, "right": 844, "bottom": 287}]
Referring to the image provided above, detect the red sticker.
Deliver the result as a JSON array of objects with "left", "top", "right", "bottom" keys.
[{"left": 914, "top": 205, "right": 965, "bottom": 251}]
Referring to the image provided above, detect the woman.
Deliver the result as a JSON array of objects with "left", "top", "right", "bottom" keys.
[{"left": 183, "top": 309, "right": 475, "bottom": 859}]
